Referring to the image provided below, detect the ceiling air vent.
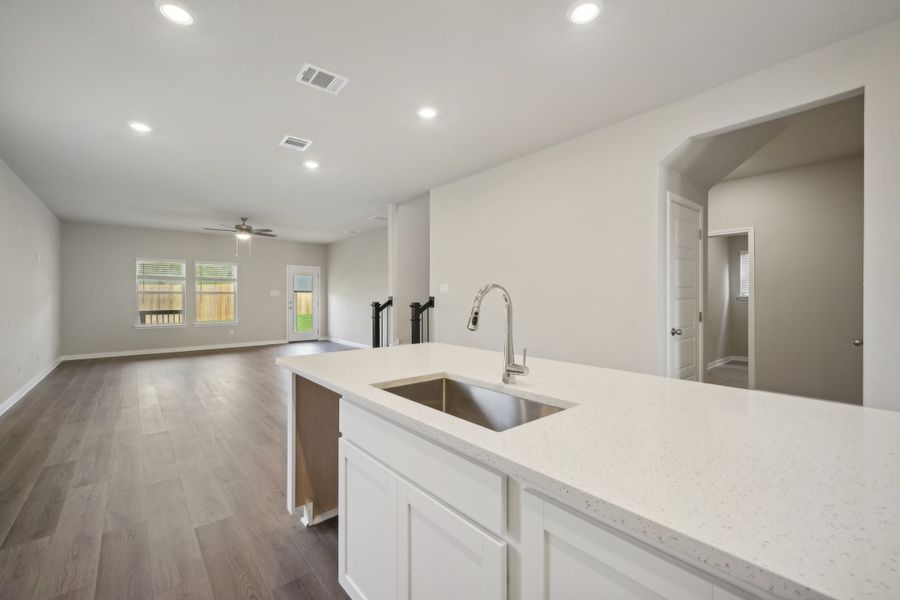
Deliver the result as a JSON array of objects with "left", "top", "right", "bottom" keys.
[
  {"left": 279, "top": 135, "right": 313, "bottom": 152},
  {"left": 370, "top": 215, "right": 388, "bottom": 222},
  {"left": 296, "top": 63, "right": 349, "bottom": 95}
]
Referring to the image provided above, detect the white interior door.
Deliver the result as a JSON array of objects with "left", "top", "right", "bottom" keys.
[
  {"left": 667, "top": 193, "right": 703, "bottom": 381},
  {"left": 287, "top": 265, "right": 320, "bottom": 342}
]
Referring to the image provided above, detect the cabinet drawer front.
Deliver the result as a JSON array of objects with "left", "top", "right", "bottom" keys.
[{"left": 340, "top": 399, "right": 505, "bottom": 535}]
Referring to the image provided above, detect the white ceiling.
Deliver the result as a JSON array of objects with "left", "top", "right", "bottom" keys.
[{"left": 1, "top": 1, "right": 897, "bottom": 243}]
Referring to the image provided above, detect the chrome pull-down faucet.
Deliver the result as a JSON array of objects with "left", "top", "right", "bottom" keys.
[{"left": 466, "top": 283, "right": 529, "bottom": 384}]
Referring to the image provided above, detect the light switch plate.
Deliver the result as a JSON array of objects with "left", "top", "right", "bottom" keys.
[
  {"left": 439, "top": 284, "right": 449, "bottom": 294},
  {"left": 270, "top": 290, "right": 280, "bottom": 296}
]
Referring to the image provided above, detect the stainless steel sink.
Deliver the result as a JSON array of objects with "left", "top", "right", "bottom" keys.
[{"left": 379, "top": 377, "right": 565, "bottom": 432}]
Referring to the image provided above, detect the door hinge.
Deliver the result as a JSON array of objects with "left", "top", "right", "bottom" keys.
[
  {"left": 699, "top": 229, "right": 702, "bottom": 239},
  {"left": 699, "top": 311, "right": 703, "bottom": 322}
]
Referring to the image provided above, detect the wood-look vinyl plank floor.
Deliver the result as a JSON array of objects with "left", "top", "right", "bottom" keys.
[{"left": 0, "top": 342, "right": 352, "bottom": 600}]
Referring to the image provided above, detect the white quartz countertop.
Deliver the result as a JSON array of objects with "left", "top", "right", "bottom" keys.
[{"left": 276, "top": 343, "right": 900, "bottom": 600}]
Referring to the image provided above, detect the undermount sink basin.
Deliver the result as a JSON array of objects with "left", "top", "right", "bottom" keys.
[{"left": 378, "top": 376, "right": 565, "bottom": 432}]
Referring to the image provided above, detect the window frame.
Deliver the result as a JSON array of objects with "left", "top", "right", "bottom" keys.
[
  {"left": 135, "top": 258, "right": 188, "bottom": 329},
  {"left": 737, "top": 250, "right": 750, "bottom": 300},
  {"left": 193, "top": 260, "right": 239, "bottom": 327}
]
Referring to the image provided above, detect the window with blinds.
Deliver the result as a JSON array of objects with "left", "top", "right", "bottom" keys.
[
  {"left": 136, "top": 259, "right": 186, "bottom": 326},
  {"left": 195, "top": 262, "right": 238, "bottom": 324},
  {"left": 738, "top": 250, "right": 750, "bottom": 298}
]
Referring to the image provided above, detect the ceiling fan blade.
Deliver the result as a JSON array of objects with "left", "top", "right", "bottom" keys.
[
  {"left": 253, "top": 228, "right": 273, "bottom": 233},
  {"left": 253, "top": 232, "right": 278, "bottom": 238},
  {"left": 221, "top": 224, "right": 238, "bottom": 229},
  {"left": 204, "top": 228, "right": 238, "bottom": 232}
]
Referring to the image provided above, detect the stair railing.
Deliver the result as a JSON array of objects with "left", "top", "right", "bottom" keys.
[
  {"left": 371, "top": 297, "right": 393, "bottom": 348},
  {"left": 409, "top": 296, "right": 435, "bottom": 344}
]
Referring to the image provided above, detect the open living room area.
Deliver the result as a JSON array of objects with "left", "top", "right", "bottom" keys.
[{"left": 3, "top": 2, "right": 900, "bottom": 600}]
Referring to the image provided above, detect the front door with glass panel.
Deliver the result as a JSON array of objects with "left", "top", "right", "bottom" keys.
[{"left": 287, "top": 265, "right": 320, "bottom": 341}]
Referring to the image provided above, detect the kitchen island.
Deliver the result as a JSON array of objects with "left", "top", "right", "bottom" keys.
[{"left": 277, "top": 342, "right": 900, "bottom": 600}]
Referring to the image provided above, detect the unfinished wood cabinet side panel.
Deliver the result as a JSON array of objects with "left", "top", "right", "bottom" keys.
[{"left": 294, "top": 375, "right": 340, "bottom": 520}]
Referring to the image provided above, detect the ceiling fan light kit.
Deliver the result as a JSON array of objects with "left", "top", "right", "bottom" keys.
[{"left": 203, "top": 217, "right": 277, "bottom": 256}]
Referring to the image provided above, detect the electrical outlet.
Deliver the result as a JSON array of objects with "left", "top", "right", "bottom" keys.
[
  {"left": 270, "top": 290, "right": 280, "bottom": 297},
  {"left": 228, "top": 329, "right": 234, "bottom": 335}
]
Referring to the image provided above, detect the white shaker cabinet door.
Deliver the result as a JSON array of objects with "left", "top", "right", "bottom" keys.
[
  {"left": 338, "top": 440, "right": 400, "bottom": 600},
  {"left": 522, "top": 492, "right": 714, "bottom": 600},
  {"left": 399, "top": 482, "right": 506, "bottom": 600}
]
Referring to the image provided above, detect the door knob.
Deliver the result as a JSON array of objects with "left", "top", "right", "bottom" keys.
[
  {"left": 671, "top": 328, "right": 683, "bottom": 336},
  {"left": 852, "top": 339, "right": 863, "bottom": 347}
]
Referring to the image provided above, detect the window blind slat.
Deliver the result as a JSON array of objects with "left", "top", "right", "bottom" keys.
[
  {"left": 195, "top": 263, "right": 237, "bottom": 279},
  {"left": 739, "top": 251, "right": 750, "bottom": 297},
  {"left": 137, "top": 260, "right": 186, "bottom": 278}
]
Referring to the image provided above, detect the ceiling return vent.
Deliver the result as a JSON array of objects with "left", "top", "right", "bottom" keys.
[
  {"left": 296, "top": 63, "right": 349, "bottom": 95},
  {"left": 279, "top": 135, "right": 313, "bottom": 151}
]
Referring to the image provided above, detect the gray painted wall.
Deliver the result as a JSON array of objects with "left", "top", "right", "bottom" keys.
[
  {"left": 60, "top": 222, "right": 326, "bottom": 356},
  {"left": 709, "top": 155, "right": 863, "bottom": 404},
  {"left": 430, "top": 22, "right": 899, "bottom": 408},
  {"left": 0, "top": 160, "right": 60, "bottom": 408},
  {"left": 726, "top": 236, "right": 749, "bottom": 357},
  {"left": 705, "top": 236, "right": 731, "bottom": 364},
  {"left": 389, "top": 195, "right": 430, "bottom": 344},
  {"left": 326, "top": 228, "right": 388, "bottom": 346},
  {"left": 705, "top": 235, "right": 750, "bottom": 366}
]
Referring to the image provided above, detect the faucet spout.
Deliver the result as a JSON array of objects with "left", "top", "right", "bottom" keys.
[{"left": 466, "top": 283, "right": 529, "bottom": 384}]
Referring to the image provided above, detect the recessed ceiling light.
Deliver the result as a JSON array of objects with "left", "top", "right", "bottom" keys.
[
  {"left": 159, "top": 3, "right": 194, "bottom": 25},
  {"left": 417, "top": 106, "right": 438, "bottom": 120},
  {"left": 128, "top": 121, "right": 152, "bottom": 133},
  {"left": 567, "top": 2, "right": 602, "bottom": 24},
  {"left": 303, "top": 160, "right": 320, "bottom": 170}
]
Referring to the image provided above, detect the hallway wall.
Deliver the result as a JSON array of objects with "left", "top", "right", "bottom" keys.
[
  {"left": 705, "top": 235, "right": 748, "bottom": 367},
  {"left": 709, "top": 155, "right": 863, "bottom": 404},
  {"left": 326, "top": 228, "right": 389, "bottom": 347},
  {"left": 705, "top": 236, "right": 731, "bottom": 365},
  {"left": 429, "top": 20, "right": 900, "bottom": 408},
  {"left": 0, "top": 160, "right": 60, "bottom": 413},
  {"left": 726, "top": 236, "right": 749, "bottom": 357}
]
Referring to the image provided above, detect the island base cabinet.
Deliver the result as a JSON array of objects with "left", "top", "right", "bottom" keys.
[
  {"left": 521, "top": 492, "right": 717, "bottom": 600},
  {"left": 338, "top": 439, "right": 400, "bottom": 600},
  {"left": 399, "top": 482, "right": 506, "bottom": 600},
  {"left": 339, "top": 439, "right": 507, "bottom": 600}
]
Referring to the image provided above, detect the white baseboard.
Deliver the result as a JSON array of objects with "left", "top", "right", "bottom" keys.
[
  {"left": 321, "top": 336, "right": 371, "bottom": 349},
  {"left": 59, "top": 339, "right": 289, "bottom": 362},
  {"left": 0, "top": 359, "right": 61, "bottom": 419},
  {"left": 706, "top": 355, "right": 749, "bottom": 370}
]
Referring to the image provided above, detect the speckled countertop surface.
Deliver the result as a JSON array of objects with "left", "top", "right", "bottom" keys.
[{"left": 276, "top": 343, "right": 900, "bottom": 600}]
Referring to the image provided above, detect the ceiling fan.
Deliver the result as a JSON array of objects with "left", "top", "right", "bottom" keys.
[
  {"left": 204, "top": 217, "right": 278, "bottom": 239},
  {"left": 204, "top": 217, "right": 277, "bottom": 256}
]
